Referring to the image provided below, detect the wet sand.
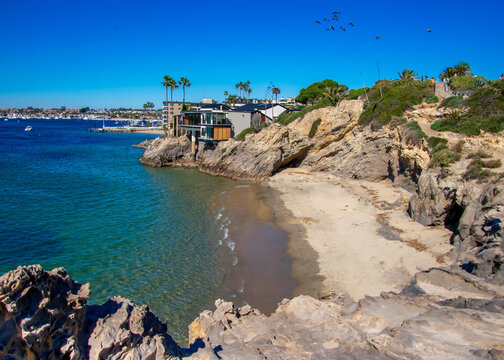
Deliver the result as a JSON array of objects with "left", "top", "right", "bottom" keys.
[{"left": 212, "top": 184, "right": 299, "bottom": 314}]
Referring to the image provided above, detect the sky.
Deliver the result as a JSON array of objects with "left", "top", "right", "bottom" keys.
[{"left": 1, "top": 0, "right": 503, "bottom": 109}]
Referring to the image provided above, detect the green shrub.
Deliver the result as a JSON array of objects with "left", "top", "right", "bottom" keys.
[
  {"left": 440, "top": 96, "right": 464, "bottom": 109},
  {"left": 431, "top": 148, "right": 461, "bottom": 168},
  {"left": 276, "top": 101, "right": 333, "bottom": 126},
  {"left": 484, "top": 159, "right": 502, "bottom": 168},
  {"left": 221, "top": 147, "right": 227, "bottom": 153},
  {"left": 346, "top": 87, "right": 370, "bottom": 100},
  {"left": 403, "top": 121, "right": 427, "bottom": 144},
  {"left": 234, "top": 127, "right": 255, "bottom": 141},
  {"left": 425, "top": 93, "right": 439, "bottom": 104},
  {"left": 309, "top": 118, "right": 322, "bottom": 138},
  {"left": 359, "top": 79, "right": 434, "bottom": 128},
  {"left": 296, "top": 79, "right": 348, "bottom": 104},
  {"left": 428, "top": 136, "right": 448, "bottom": 149},
  {"left": 464, "top": 159, "right": 494, "bottom": 180},
  {"left": 449, "top": 76, "right": 488, "bottom": 91},
  {"left": 452, "top": 140, "right": 465, "bottom": 153},
  {"left": 467, "top": 150, "right": 492, "bottom": 159}
]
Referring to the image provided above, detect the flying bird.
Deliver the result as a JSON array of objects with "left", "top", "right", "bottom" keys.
[
  {"left": 323, "top": 18, "right": 329, "bottom": 21},
  {"left": 332, "top": 17, "right": 339, "bottom": 20},
  {"left": 314, "top": 20, "right": 321, "bottom": 24},
  {"left": 329, "top": 26, "right": 335, "bottom": 30},
  {"left": 333, "top": 11, "right": 341, "bottom": 14},
  {"left": 375, "top": 35, "right": 381, "bottom": 39},
  {"left": 340, "top": 26, "right": 346, "bottom": 31},
  {"left": 426, "top": 29, "right": 432, "bottom": 32},
  {"left": 349, "top": 22, "right": 354, "bottom": 26}
]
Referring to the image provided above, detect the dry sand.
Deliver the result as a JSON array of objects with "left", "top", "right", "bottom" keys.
[{"left": 266, "top": 168, "right": 453, "bottom": 301}]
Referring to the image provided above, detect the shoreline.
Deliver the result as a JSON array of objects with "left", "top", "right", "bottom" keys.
[{"left": 264, "top": 168, "right": 453, "bottom": 301}]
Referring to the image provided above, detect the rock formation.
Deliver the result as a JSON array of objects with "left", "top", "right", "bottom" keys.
[
  {"left": 139, "top": 100, "right": 430, "bottom": 184},
  {"left": 0, "top": 265, "right": 180, "bottom": 360},
  {"left": 3, "top": 264, "right": 503, "bottom": 359}
]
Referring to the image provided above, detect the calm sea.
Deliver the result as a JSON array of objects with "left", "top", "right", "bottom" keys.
[{"left": 0, "top": 118, "right": 241, "bottom": 342}]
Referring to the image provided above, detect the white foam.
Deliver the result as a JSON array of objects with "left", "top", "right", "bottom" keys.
[
  {"left": 234, "top": 185, "right": 250, "bottom": 189},
  {"left": 227, "top": 240, "right": 235, "bottom": 252},
  {"left": 238, "top": 279, "right": 245, "bottom": 294},
  {"left": 232, "top": 255, "right": 238, "bottom": 266},
  {"left": 223, "top": 227, "right": 229, "bottom": 240}
]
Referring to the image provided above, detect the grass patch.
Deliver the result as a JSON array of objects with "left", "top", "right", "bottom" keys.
[
  {"left": 425, "top": 92, "right": 439, "bottom": 104},
  {"left": 467, "top": 150, "right": 492, "bottom": 159},
  {"left": 430, "top": 141, "right": 462, "bottom": 168},
  {"left": 484, "top": 159, "right": 502, "bottom": 168},
  {"left": 359, "top": 79, "right": 434, "bottom": 128},
  {"left": 275, "top": 101, "right": 331, "bottom": 126},
  {"left": 440, "top": 96, "right": 464, "bottom": 109},
  {"left": 428, "top": 136, "right": 448, "bottom": 149},
  {"left": 234, "top": 127, "right": 255, "bottom": 141},
  {"left": 402, "top": 120, "right": 427, "bottom": 145},
  {"left": 464, "top": 159, "right": 494, "bottom": 180},
  {"left": 309, "top": 118, "right": 322, "bottom": 138}
]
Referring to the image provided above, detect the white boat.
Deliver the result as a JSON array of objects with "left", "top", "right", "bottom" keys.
[{"left": 24, "top": 126, "right": 32, "bottom": 131}]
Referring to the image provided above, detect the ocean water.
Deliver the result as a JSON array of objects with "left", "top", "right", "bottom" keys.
[{"left": 0, "top": 118, "right": 240, "bottom": 342}]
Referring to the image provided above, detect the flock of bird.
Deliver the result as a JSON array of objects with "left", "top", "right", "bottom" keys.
[{"left": 314, "top": 11, "right": 432, "bottom": 39}]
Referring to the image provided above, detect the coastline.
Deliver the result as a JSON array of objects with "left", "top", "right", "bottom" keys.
[{"left": 264, "top": 168, "right": 453, "bottom": 301}]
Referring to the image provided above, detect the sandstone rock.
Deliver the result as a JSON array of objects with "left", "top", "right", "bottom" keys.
[
  {"left": 0, "top": 265, "right": 89, "bottom": 360},
  {"left": 0, "top": 266, "right": 180, "bottom": 360},
  {"left": 140, "top": 136, "right": 194, "bottom": 167},
  {"left": 86, "top": 297, "right": 180, "bottom": 360}
]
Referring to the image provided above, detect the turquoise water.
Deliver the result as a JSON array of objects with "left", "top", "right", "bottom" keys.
[{"left": 0, "top": 119, "right": 238, "bottom": 341}]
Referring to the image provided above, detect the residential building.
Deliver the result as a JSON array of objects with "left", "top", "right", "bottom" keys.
[
  {"left": 179, "top": 104, "right": 232, "bottom": 143},
  {"left": 162, "top": 101, "right": 184, "bottom": 133},
  {"left": 202, "top": 97, "right": 216, "bottom": 104},
  {"left": 227, "top": 103, "right": 288, "bottom": 135}
]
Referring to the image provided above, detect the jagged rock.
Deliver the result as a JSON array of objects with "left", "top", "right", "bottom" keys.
[
  {"left": 0, "top": 265, "right": 89, "bottom": 360},
  {"left": 86, "top": 297, "right": 180, "bottom": 360},
  {"left": 140, "top": 136, "right": 194, "bottom": 167},
  {"left": 0, "top": 265, "right": 180, "bottom": 360}
]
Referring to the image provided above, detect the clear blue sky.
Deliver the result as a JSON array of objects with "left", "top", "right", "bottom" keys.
[{"left": 1, "top": 0, "right": 502, "bottom": 109}]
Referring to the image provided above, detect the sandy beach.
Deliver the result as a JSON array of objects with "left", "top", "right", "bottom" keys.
[{"left": 266, "top": 168, "right": 453, "bottom": 301}]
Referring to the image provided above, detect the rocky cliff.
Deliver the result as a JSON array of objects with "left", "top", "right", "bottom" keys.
[
  {"left": 139, "top": 100, "right": 430, "bottom": 184},
  {"left": 2, "top": 263, "right": 504, "bottom": 359}
]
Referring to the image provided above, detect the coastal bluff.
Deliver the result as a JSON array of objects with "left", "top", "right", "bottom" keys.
[
  {"left": 139, "top": 100, "right": 429, "bottom": 183},
  {"left": 2, "top": 264, "right": 504, "bottom": 359}
]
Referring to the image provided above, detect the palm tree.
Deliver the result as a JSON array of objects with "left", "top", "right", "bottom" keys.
[
  {"left": 235, "top": 82, "right": 242, "bottom": 99},
  {"left": 243, "top": 80, "right": 251, "bottom": 100},
  {"left": 178, "top": 77, "right": 191, "bottom": 105},
  {"left": 440, "top": 67, "right": 455, "bottom": 80},
  {"left": 272, "top": 87, "right": 280, "bottom": 104},
  {"left": 170, "top": 82, "right": 179, "bottom": 135},
  {"left": 161, "top": 75, "right": 175, "bottom": 126},
  {"left": 224, "top": 90, "right": 229, "bottom": 103},
  {"left": 453, "top": 61, "right": 471, "bottom": 77},
  {"left": 247, "top": 88, "right": 252, "bottom": 101},
  {"left": 398, "top": 69, "right": 418, "bottom": 80},
  {"left": 323, "top": 84, "right": 347, "bottom": 105}
]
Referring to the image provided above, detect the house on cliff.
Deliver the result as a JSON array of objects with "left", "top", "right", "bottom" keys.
[{"left": 227, "top": 103, "right": 288, "bottom": 135}]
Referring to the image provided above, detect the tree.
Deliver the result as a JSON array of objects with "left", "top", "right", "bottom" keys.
[
  {"left": 243, "top": 80, "right": 251, "bottom": 100},
  {"left": 161, "top": 75, "right": 175, "bottom": 126},
  {"left": 398, "top": 69, "right": 418, "bottom": 80},
  {"left": 224, "top": 90, "right": 229, "bottom": 103},
  {"left": 323, "top": 85, "right": 346, "bottom": 104},
  {"left": 296, "top": 79, "right": 347, "bottom": 104},
  {"left": 247, "top": 88, "right": 252, "bottom": 101},
  {"left": 178, "top": 77, "right": 191, "bottom": 105},
  {"left": 143, "top": 102, "right": 154, "bottom": 111},
  {"left": 453, "top": 61, "right": 472, "bottom": 77},
  {"left": 272, "top": 87, "right": 281, "bottom": 103},
  {"left": 440, "top": 67, "right": 455, "bottom": 80}
]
